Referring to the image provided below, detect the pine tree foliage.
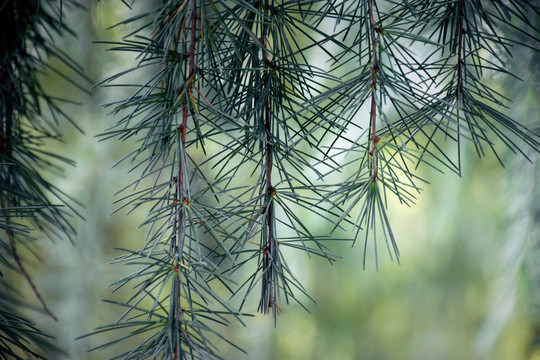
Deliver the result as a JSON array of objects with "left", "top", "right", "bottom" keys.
[
  {"left": 0, "top": 0, "right": 88, "bottom": 359},
  {"left": 0, "top": 0, "right": 535, "bottom": 359},
  {"left": 86, "top": 0, "right": 540, "bottom": 358}
]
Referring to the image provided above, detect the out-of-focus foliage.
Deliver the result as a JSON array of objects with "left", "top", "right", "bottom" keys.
[{"left": 0, "top": 0, "right": 88, "bottom": 358}]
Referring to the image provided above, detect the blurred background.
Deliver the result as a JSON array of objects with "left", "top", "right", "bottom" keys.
[{"left": 16, "top": 1, "right": 540, "bottom": 359}]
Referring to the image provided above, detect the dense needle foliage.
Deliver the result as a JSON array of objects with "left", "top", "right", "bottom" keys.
[
  {"left": 88, "top": 0, "right": 539, "bottom": 358},
  {"left": 1, "top": 0, "right": 539, "bottom": 359}
]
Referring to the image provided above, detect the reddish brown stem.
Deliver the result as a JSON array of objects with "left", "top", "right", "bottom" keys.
[
  {"left": 456, "top": 0, "right": 465, "bottom": 102},
  {"left": 174, "top": 1, "right": 197, "bottom": 358},
  {"left": 176, "top": 0, "right": 197, "bottom": 266},
  {"left": 454, "top": 0, "right": 465, "bottom": 173},
  {"left": 368, "top": 0, "right": 379, "bottom": 182},
  {"left": 262, "top": 0, "right": 278, "bottom": 316}
]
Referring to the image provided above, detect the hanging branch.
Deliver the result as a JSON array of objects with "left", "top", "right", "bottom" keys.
[
  {"left": 403, "top": 0, "right": 540, "bottom": 171},
  {"left": 260, "top": 0, "right": 280, "bottom": 319},
  {"left": 214, "top": 0, "right": 346, "bottom": 323},
  {"left": 86, "top": 2, "right": 251, "bottom": 358},
  {"left": 1, "top": 0, "right": 86, "bottom": 358},
  {"left": 172, "top": 1, "right": 197, "bottom": 358},
  {"left": 368, "top": 0, "right": 380, "bottom": 183},
  {"left": 0, "top": 40, "right": 56, "bottom": 319},
  {"left": 320, "top": 0, "right": 427, "bottom": 267}
]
